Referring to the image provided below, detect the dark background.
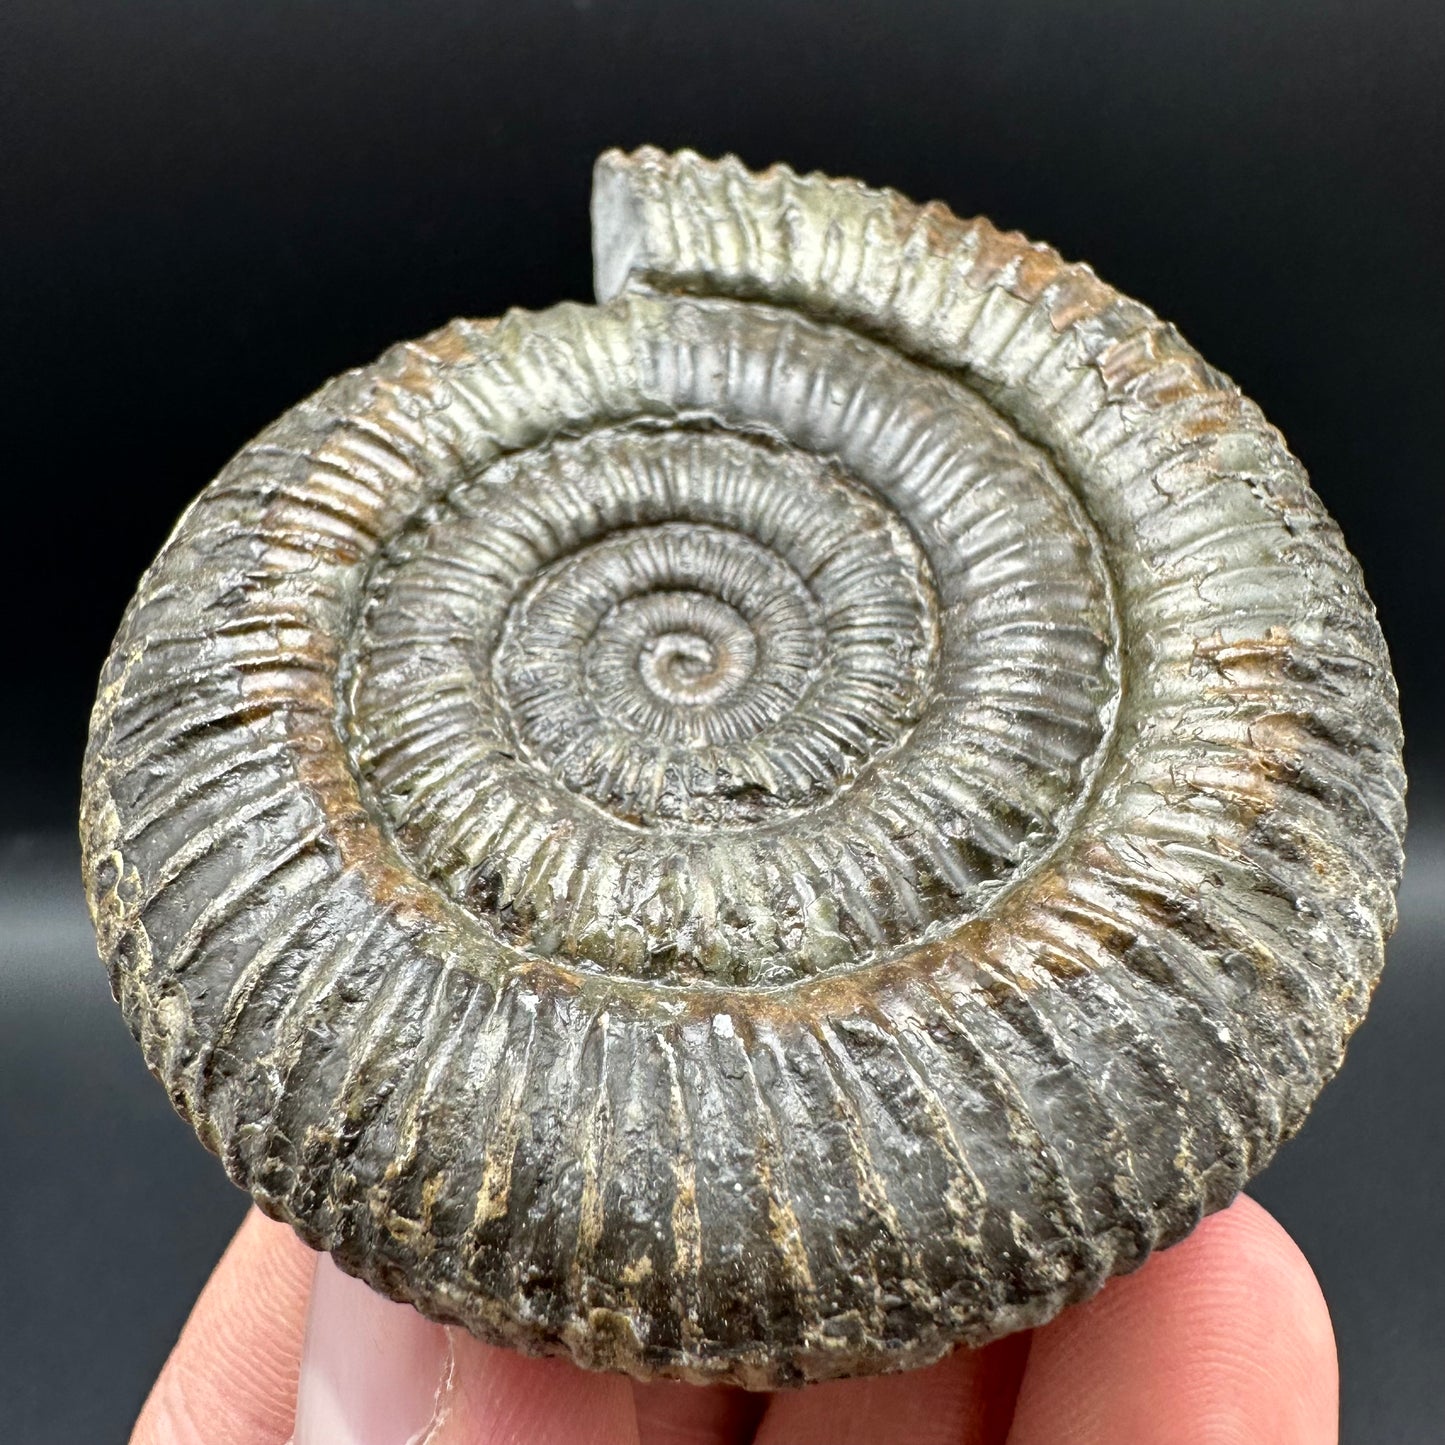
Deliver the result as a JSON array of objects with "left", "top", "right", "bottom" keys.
[{"left": 1, "top": 2, "right": 1441, "bottom": 1441}]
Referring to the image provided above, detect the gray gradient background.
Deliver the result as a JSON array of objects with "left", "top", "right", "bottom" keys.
[{"left": 1, "top": 2, "right": 1441, "bottom": 1440}]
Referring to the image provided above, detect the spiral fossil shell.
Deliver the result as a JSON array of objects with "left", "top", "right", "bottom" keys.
[{"left": 82, "top": 148, "right": 1405, "bottom": 1386}]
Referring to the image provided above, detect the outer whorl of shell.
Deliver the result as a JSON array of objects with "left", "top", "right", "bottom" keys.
[{"left": 82, "top": 148, "right": 1405, "bottom": 1387}]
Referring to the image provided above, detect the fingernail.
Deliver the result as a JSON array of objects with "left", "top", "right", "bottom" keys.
[{"left": 293, "top": 1252, "right": 453, "bottom": 1445}]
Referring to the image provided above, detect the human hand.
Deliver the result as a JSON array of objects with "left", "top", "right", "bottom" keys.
[{"left": 131, "top": 1194, "right": 1335, "bottom": 1444}]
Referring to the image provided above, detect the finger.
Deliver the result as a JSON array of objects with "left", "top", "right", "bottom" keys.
[
  {"left": 632, "top": 1378, "right": 767, "bottom": 1445},
  {"left": 753, "top": 1335, "right": 1030, "bottom": 1445},
  {"left": 293, "top": 1251, "right": 642, "bottom": 1445},
  {"left": 132, "top": 1207, "right": 314, "bottom": 1445},
  {"left": 434, "top": 1332, "right": 640, "bottom": 1445},
  {"left": 1006, "top": 1194, "right": 1337, "bottom": 1445},
  {"left": 292, "top": 1253, "right": 450, "bottom": 1445},
  {"left": 136, "top": 1202, "right": 643, "bottom": 1445}
]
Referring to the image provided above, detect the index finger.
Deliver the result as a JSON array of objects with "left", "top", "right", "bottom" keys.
[{"left": 1006, "top": 1195, "right": 1337, "bottom": 1445}]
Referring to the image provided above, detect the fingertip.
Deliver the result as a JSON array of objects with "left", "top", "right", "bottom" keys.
[
  {"left": 132, "top": 1208, "right": 315, "bottom": 1445},
  {"left": 754, "top": 1334, "right": 1029, "bottom": 1445},
  {"left": 437, "top": 1334, "right": 641, "bottom": 1445},
  {"left": 631, "top": 1377, "right": 766, "bottom": 1445},
  {"left": 292, "top": 1253, "right": 451, "bottom": 1445},
  {"left": 1007, "top": 1195, "right": 1337, "bottom": 1445}
]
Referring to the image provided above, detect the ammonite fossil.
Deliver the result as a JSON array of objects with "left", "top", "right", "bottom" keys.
[{"left": 82, "top": 148, "right": 1406, "bottom": 1387}]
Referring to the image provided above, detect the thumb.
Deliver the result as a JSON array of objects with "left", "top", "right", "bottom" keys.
[
  {"left": 293, "top": 1252, "right": 641, "bottom": 1445},
  {"left": 292, "top": 1255, "right": 452, "bottom": 1445},
  {"left": 133, "top": 1208, "right": 640, "bottom": 1445}
]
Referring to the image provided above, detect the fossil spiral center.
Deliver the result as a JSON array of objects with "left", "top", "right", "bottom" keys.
[
  {"left": 493, "top": 517, "right": 855, "bottom": 810},
  {"left": 646, "top": 631, "right": 726, "bottom": 697},
  {"left": 636, "top": 614, "right": 748, "bottom": 707},
  {"left": 611, "top": 608, "right": 756, "bottom": 714}
]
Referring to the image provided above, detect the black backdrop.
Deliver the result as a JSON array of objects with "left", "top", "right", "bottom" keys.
[
  {"left": 3, "top": 0, "right": 1442, "bottom": 818},
  {"left": 1, "top": 3, "right": 1442, "bottom": 1441}
]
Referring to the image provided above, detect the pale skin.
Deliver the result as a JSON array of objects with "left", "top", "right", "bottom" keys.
[{"left": 133, "top": 1195, "right": 1337, "bottom": 1444}]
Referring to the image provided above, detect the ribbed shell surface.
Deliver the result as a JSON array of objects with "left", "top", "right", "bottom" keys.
[{"left": 81, "top": 148, "right": 1405, "bottom": 1387}]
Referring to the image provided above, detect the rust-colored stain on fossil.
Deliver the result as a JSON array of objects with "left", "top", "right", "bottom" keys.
[{"left": 81, "top": 148, "right": 1404, "bottom": 1387}]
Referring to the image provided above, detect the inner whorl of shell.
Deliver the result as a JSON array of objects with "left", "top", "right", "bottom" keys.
[
  {"left": 346, "top": 320, "right": 1117, "bottom": 985},
  {"left": 81, "top": 147, "right": 1405, "bottom": 1388}
]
